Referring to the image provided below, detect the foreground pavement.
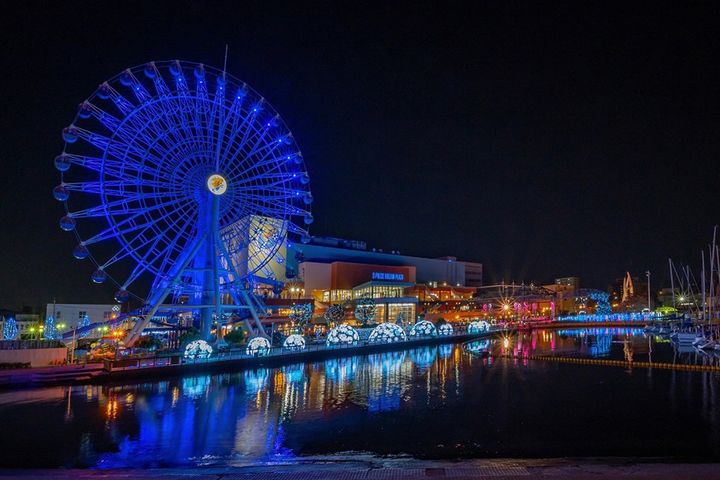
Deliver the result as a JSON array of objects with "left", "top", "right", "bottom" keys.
[{"left": 2, "top": 458, "right": 720, "bottom": 479}]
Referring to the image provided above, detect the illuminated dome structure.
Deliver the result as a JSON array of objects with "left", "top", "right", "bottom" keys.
[
  {"left": 368, "top": 322, "right": 407, "bottom": 344},
  {"left": 408, "top": 320, "right": 437, "bottom": 338},
  {"left": 54, "top": 60, "right": 313, "bottom": 346},
  {"left": 283, "top": 333, "right": 306, "bottom": 351},
  {"left": 468, "top": 320, "right": 490, "bottom": 334},
  {"left": 246, "top": 336, "right": 271, "bottom": 356},
  {"left": 184, "top": 339, "right": 213, "bottom": 359},
  {"left": 326, "top": 324, "right": 359, "bottom": 347},
  {"left": 438, "top": 323, "right": 454, "bottom": 336}
]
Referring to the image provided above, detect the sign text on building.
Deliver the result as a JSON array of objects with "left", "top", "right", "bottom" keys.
[{"left": 371, "top": 272, "right": 405, "bottom": 281}]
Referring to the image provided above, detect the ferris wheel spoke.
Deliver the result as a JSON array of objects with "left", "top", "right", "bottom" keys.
[
  {"left": 120, "top": 69, "right": 154, "bottom": 104},
  {"left": 119, "top": 200, "right": 197, "bottom": 282},
  {"left": 172, "top": 68, "right": 203, "bottom": 139},
  {"left": 286, "top": 222, "right": 309, "bottom": 236},
  {"left": 58, "top": 155, "right": 162, "bottom": 182},
  {"left": 77, "top": 101, "right": 123, "bottom": 133},
  {"left": 162, "top": 68, "right": 205, "bottom": 156},
  {"left": 229, "top": 148, "right": 298, "bottom": 177},
  {"left": 242, "top": 198, "right": 308, "bottom": 218},
  {"left": 194, "top": 70, "right": 213, "bottom": 151},
  {"left": 240, "top": 190, "right": 308, "bottom": 206},
  {"left": 68, "top": 196, "right": 158, "bottom": 219},
  {"left": 232, "top": 171, "right": 297, "bottom": 188},
  {"left": 225, "top": 128, "right": 282, "bottom": 170},
  {"left": 97, "top": 82, "right": 137, "bottom": 116},
  {"left": 136, "top": 222, "right": 193, "bottom": 279},
  {"left": 64, "top": 125, "right": 161, "bottom": 168},
  {"left": 246, "top": 127, "right": 291, "bottom": 160},
  {"left": 108, "top": 153, "right": 162, "bottom": 183},
  {"left": 69, "top": 195, "right": 186, "bottom": 219},
  {"left": 226, "top": 147, "right": 292, "bottom": 183},
  {"left": 220, "top": 101, "right": 265, "bottom": 162},
  {"left": 120, "top": 224, "right": 190, "bottom": 290},
  {"left": 217, "top": 95, "right": 253, "bottom": 161},
  {"left": 110, "top": 220, "right": 180, "bottom": 268},
  {"left": 63, "top": 180, "right": 178, "bottom": 197},
  {"left": 146, "top": 63, "right": 172, "bottom": 97},
  {"left": 81, "top": 198, "right": 193, "bottom": 246}
]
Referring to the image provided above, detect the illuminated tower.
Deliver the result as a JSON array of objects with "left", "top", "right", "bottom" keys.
[{"left": 621, "top": 272, "right": 634, "bottom": 303}]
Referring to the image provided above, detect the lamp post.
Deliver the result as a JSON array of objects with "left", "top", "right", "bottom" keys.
[{"left": 646, "top": 271, "right": 651, "bottom": 312}]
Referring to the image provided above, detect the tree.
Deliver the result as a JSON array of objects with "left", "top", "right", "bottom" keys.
[
  {"left": 289, "top": 303, "right": 313, "bottom": 328},
  {"left": 2, "top": 317, "right": 18, "bottom": 340},
  {"left": 354, "top": 297, "right": 376, "bottom": 325},
  {"left": 324, "top": 304, "right": 345, "bottom": 325},
  {"left": 135, "top": 335, "right": 164, "bottom": 350},
  {"left": 78, "top": 314, "right": 91, "bottom": 338},
  {"left": 44, "top": 316, "right": 58, "bottom": 340},
  {"left": 178, "top": 327, "right": 201, "bottom": 347},
  {"left": 224, "top": 328, "right": 247, "bottom": 345}
]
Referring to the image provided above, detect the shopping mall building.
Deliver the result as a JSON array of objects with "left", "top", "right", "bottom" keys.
[{"left": 264, "top": 236, "right": 483, "bottom": 324}]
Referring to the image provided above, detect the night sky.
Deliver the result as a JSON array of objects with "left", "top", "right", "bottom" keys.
[{"left": 1, "top": 2, "right": 719, "bottom": 310}]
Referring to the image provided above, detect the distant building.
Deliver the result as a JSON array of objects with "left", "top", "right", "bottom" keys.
[
  {"left": 45, "top": 303, "right": 120, "bottom": 333},
  {"left": 542, "top": 277, "right": 580, "bottom": 314},
  {"left": 555, "top": 277, "right": 580, "bottom": 290},
  {"left": 262, "top": 236, "right": 484, "bottom": 324}
]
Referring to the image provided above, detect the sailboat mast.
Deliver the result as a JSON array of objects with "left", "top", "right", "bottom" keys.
[
  {"left": 669, "top": 258, "right": 676, "bottom": 309},
  {"left": 702, "top": 249, "right": 706, "bottom": 321}
]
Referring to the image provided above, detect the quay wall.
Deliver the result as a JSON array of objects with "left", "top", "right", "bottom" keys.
[
  {"left": 0, "top": 348, "right": 67, "bottom": 367},
  {"left": 101, "top": 332, "right": 496, "bottom": 385}
]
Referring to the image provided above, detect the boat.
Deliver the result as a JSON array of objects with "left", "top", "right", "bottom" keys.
[
  {"left": 672, "top": 331, "right": 702, "bottom": 344},
  {"left": 698, "top": 339, "right": 716, "bottom": 350}
]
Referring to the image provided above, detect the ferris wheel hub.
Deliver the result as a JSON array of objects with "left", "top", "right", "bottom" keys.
[{"left": 206, "top": 173, "right": 228, "bottom": 195}]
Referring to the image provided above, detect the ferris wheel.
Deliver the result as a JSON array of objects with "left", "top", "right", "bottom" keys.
[{"left": 54, "top": 60, "right": 313, "bottom": 345}]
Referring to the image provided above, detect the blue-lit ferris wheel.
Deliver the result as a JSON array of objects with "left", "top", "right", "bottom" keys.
[{"left": 54, "top": 60, "right": 313, "bottom": 345}]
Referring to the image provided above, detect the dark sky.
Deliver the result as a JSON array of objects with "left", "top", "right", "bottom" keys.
[{"left": 1, "top": 1, "right": 719, "bottom": 309}]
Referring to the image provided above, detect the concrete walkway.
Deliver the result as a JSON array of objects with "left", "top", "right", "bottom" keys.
[{"left": 2, "top": 458, "right": 720, "bottom": 479}]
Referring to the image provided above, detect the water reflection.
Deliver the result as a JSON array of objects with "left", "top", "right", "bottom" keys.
[
  {"left": 410, "top": 346, "right": 437, "bottom": 372},
  {"left": 1, "top": 329, "right": 720, "bottom": 468}
]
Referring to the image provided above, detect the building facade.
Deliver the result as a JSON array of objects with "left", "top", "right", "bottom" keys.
[
  {"left": 45, "top": 304, "right": 119, "bottom": 331},
  {"left": 286, "top": 238, "right": 482, "bottom": 287}
]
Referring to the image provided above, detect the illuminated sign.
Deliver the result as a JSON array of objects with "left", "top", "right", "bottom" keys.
[{"left": 371, "top": 272, "right": 404, "bottom": 281}]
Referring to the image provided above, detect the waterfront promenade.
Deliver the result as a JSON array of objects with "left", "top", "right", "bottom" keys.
[
  {"left": 3, "top": 458, "right": 720, "bottom": 479},
  {"left": 0, "top": 321, "right": 652, "bottom": 389},
  {"left": 0, "top": 329, "right": 495, "bottom": 389}
]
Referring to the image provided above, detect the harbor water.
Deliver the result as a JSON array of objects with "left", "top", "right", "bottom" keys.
[{"left": 0, "top": 327, "right": 718, "bottom": 468}]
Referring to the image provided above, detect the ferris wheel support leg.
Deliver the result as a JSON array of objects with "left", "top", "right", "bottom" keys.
[
  {"left": 210, "top": 194, "right": 224, "bottom": 342},
  {"left": 228, "top": 290, "right": 255, "bottom": 336},
  {"left": 123, "top": 232, "right": 209, "bottom": 347},
  {"left": 240, "top": 290, "right": 270, "bottom": 340}
]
